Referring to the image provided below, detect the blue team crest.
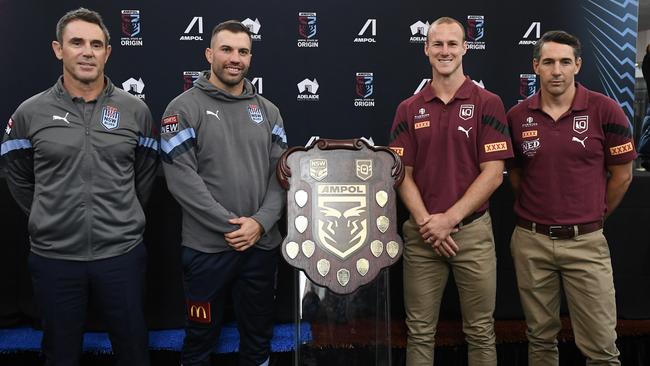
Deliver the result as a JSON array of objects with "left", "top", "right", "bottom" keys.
[
  {"left": 101, "top": 105, "right": 120, "bottom": 130},
  {"left": 248, "top": 104, "right": 264, "bottom": 124}
]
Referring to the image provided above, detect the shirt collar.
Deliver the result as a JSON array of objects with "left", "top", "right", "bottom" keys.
[
  {"left": 421, "top": 76, "right": 474, "bottom": 103},
  {"left": 53, "top": 75, "right": 114, "bottom": 101},
  {"left": 527, "top": 82, "right": 588, "bottom": 112}
]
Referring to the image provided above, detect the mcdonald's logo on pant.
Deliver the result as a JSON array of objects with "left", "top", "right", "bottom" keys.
[{"left": 187, "top": 300, "right": 211, "bottom": 324}]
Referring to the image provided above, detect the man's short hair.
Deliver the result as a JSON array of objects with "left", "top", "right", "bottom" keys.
[
  {"left": 210, "top": 20, "right": 252, "bottom": 47},
  {"left": 533, "top": 30, "right": 582, "bottom": 60},
  {"left": 56, "top": 7, "right": 110, "bottom": 44},
  {"left": 427, "top": 17, "right": 466, "bottom": 43}
]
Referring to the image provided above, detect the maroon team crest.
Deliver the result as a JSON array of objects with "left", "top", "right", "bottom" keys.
[
  {"left": 573, "top": 116, "right": 588, "bottom": 134},
  {"left": 459, "top": 104, "right": 474, "bottom": 120},
  {"left": 277, "top": 138, "right": 404, "bottom": 294}
]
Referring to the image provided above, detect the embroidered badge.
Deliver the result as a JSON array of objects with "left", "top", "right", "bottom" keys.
[
  {"left": 522, "top": 130, "right": 537, "bottom": 138},
  {"left": 390, "top": 147, "right": 404, "bottom": 156},
  {"left": 573, "top": 116, "right": 588, "bottom": 134},
  {"left": 161, "top": 115, "right": 179, "bottom": 135},
  {"left": 101, "top": 105, "right": 120, "bottom": 130},
  {"left": 484, "top": 141, "right": 507, "bottom": 153},
  {"left": 459, "top": 104, "right": 474, "bottom": 120},
  {"left": 610, "top": 142, "right": 633, "bottom": 156},
  {"left": 248, "top": 104, "right": 264, "bottom": 124}
]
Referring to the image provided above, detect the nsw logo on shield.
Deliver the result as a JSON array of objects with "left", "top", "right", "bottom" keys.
[
  {"left": 309, "top": 159, "right": 327, "bottom": 181},
  {"left": 459, "top": 104, "right": 474, "bottom": 120},
  {"left": 101, "top": 105, "right": 120, "bottom": 130},
  {"left": 248, "top": 104, "right": 264, "bottom": 124}
]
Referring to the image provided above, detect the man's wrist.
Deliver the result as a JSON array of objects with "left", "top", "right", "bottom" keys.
[
  {"left": 414, "top": 214, "right": 429, "bottom": 227},
  {"left": 444, "top": 210, "right": 463, "bottom": 227}
]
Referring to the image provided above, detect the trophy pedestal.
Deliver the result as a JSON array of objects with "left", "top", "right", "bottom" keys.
[{"left": 291, "top": 269, "right": 393, "bottom": 365}]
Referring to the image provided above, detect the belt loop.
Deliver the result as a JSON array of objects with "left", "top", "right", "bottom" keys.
[
  {"left": 573, "top": 225, "right": 578, "bottom": 237},
  {"left": 532, "top": 222, "right": 536, "bottom": 233}
]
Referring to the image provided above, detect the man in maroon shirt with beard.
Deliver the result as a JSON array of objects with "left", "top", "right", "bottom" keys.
[
  {"left": 507, "top": 30, "right": 635, "bottom": 366},
  {"left": 389, "top": 17, "right": 512, "bottom": 365}
]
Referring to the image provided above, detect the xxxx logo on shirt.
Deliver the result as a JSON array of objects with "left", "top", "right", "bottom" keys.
[
  {"left": 390, "top": 147, "right": 404, "bottom": 156},
  {"left": 610, "top": 142, "right": 633, "bottom": 156},
  {"left": 484, "top": 141, "right": 507, "bottom": 153}
]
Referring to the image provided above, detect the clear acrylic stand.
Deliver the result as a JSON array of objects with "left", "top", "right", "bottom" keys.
[{"left": 292, "top": 268, "right": 392, "bottom": 365}]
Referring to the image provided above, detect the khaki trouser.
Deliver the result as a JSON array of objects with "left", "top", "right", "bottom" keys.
[
  {"left": 403, "top": 212, "right": 497, "bottom": 366},
  {"left": 510, "top": 225, "right": 620, "bottom": 366}
]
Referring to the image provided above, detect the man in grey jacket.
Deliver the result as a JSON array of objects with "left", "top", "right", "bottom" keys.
[
  {"left": 1, "top": 8, "right": 157, "bottom": 366},
  {"left": 161, "top": 20, "right": 287, "bottom": 366}
]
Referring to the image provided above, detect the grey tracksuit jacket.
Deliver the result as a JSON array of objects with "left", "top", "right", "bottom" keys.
[
  {"left": 1, "top": 76, "right": 159, "bottom": 260},
  {"left": 160, "top": 71, "right": 287, "bottom": 253}
]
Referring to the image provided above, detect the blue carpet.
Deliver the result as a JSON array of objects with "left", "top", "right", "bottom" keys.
[{"left": 0, "top": 323, "right": 312, "bottom": 354}]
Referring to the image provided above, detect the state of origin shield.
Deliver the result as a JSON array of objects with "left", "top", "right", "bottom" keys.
[{"left": 277, "top": 138, "right": 404, "bottom": 294}]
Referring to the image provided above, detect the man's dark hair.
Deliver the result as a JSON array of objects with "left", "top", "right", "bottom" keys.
[
  {"left": 210, "top": 20, "right": 252, "bottom": 46},
  {"left": 533, "top": 30, "right": 581, "bottom": 60},
  {"left": 56, "top": 7, "right": 110, "bottom": 44}
]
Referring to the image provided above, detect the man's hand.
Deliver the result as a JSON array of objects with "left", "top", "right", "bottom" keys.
[
  {"left": 419, "top": 213, "right": 459, "bottom": 257},
  {"left": 225, "top": 217, "right": 264, "bottom": 252}
]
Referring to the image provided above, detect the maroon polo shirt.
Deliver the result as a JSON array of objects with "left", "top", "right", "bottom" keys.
[
  {"left": 507, "top": 83, "right": 637, "bottom": 224},
  {"left": 389, "top": 77, "right": 513, "bottom": 214}
]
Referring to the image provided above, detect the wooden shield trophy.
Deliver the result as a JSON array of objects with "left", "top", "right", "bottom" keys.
[{"left": 277, "top": 138, "right": 404, "bottom": 294}]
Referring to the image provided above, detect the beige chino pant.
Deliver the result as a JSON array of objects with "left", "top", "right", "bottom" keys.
[
  {"left": 403, "top": 212, "right": 497, "bottom": 366},
  {"left": 510, "top": 225, "right": 620, "bottom": 366}
]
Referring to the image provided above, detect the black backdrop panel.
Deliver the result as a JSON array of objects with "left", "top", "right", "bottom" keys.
[
  {"left": 0, "top": 0, "right": 644, "bottom": 328},
  {"left": 0, "top": 0, "right": 638, "bottom": 145}
]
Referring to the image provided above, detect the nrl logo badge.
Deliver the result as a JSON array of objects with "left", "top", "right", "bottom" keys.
[
  {"left": 459, "top": 104, "right": 474, "bottom": 120},
  {"left": 278, "top": 138, "right": 404, "bottom": 294}
]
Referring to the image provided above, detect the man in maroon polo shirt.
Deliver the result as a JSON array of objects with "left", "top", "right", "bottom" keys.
[
  {"left": 389, "top": 17, "right": 512, "bottom": 365},
  {"left": 507, "top": 30, "right": 635, "bottom": 366}
]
